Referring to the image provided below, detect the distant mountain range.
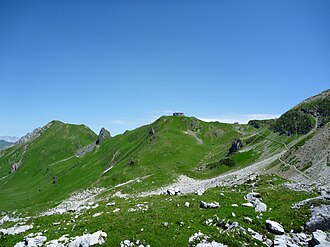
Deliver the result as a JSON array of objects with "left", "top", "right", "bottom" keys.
[
  {"left": 0, "top": 135, "right": 19, "bottom": 143},
  {"left": 0, "top": 140, "right": 13, "bottom": 150}
]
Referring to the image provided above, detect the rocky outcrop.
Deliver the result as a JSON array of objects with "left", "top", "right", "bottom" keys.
[
  {"left": 10, "top": 163, "right": 18, "bottom": 173},
  {"left": 76, "top": 127, "right": 111, "bottom": 157},
  {"left": 188, "top": 231, "right": 227, "bottom": 247},
  {"left": 67, "top": 230, "right": 107, "bottom": 246},
  {"left": 14, "top": 234, "right": 47, "bottom": 247},
  {"left": 75, "top": 142, "right": 97, "bottom": 157},
  {"left": 0, "top": 224, "right": 33, "bottom": 235},
  {"left": 309, "top": 230, "right": 330, "bottom": 246},
  {"left": 14, "top": 231, "right": 107, "bottom": 247},
  {"left": 149, "top": 127, "right": 156, "bottom": 141},
  {"left": 16, "top": 122, "right": 52, "bottom": 145},
  {"left": 41, "top": 188, "right": 104, "bottom": 216},
  {"left": 243, "top": 192, "right": 267, "bottom": 213},
  {"left": 306, "top": 204, "right": 330, "bottom": 232},
  {"left": 96, "top": 128, "right": 111, "bottom": 145},
  {"left": 227, "top": 139, "right": 244, "bottom": 156}
]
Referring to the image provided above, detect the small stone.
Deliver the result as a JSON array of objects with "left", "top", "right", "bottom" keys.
[
  {"left": 244, "top": 217, "right": 253, "bottom": 224},
  {"left": 242, "top": 202, "right": 254, "bottom": 207}
]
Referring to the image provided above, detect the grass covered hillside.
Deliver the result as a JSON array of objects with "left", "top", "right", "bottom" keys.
[
  {"left": 0, "top": 120, "right": 97, "bottom": 210},
  {"left": 270, "top": 89, "right": 330, "bottom": 135},
  {"left": 0, "top": 115, "right": 298, "bottom": 212},
  {"left": 0, "top": 90, "right": 329, "bottom": 246}
]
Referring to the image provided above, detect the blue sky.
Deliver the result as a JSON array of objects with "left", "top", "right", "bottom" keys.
[{"left": 1, "top": 0, "right": 329, "bottom": 137}]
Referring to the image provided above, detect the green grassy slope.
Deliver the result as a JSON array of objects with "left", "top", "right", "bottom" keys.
[
  {"left": 0, "top": 120, "right": 97, "bottom": 210},
  {"left": 0, "top": 116, "right": 298, "bottom": 212},
  {"left": 270, "top": 89, "right": 330, "bottom": 135}
]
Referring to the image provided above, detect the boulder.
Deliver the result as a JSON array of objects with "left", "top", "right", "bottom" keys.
[
  {"left": 306, "top": 205, "right": 330, "bottom": 232},
  {"left": 248, "top": 228, "right": 264, "bottom": 242},
  {"left": 227, "top": 221, "right": 239, "bottom": 231},
  {"left": 266, "top": 220, "right": 285, "bottom": 235},
  {"left": 200, "top": 201, "right": 220, "bottom": 209},
  {"left": 254, "top": 199, "right": 267, "bottom": 212},
  {"left": 243, "top": 192, "right": 267, "bottom": 213},
  {"left": 162, "top": 222, "right": 169, "bottom": 227},
  {"left": 68, "top": 230, "right": 107, "bottom": 247},
  {"left": 309, "top": 230, "right": 330, "bottom": 246},
  {"left": 273, "top": 235, "right": 287, "bottom": 247},
  {"left": 244, "top": 192, "right": 261, "bottom": 201},
  {"left": 196, "top": 188, "right": 205, "bottom": 196},
  {"left": 184, "top": 202, "right": 190, "bottom": 208},
  {"left": 0, "top": 224, "right": 33, "bottom": 235}
]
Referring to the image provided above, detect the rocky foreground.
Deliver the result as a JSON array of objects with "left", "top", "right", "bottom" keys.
[{"left": 1, "top": 173, "right": 329, "bottom": 246}]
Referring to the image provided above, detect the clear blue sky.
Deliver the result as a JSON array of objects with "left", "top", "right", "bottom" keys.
[{"left": 1, "top": 0, "right": 329, "bottom": 137}]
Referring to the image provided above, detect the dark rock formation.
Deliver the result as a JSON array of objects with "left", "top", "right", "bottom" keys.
[
  {"left": 149, "top": 127, "right": 156, "bottom": 141},
  {"left": 10, "top": 164, "right": 17, "bottom": 173},
  {"left": 96, "top": 128, "right": 111, "bottom": 145},
  {"left": 53, "top": 176, "right": 58, "bottom": 184},
  {"left": 76, "top": 128, "right": 111, "bottom": 157},
  {"left": 127, "top": 158, "right": 135, "bottom": 166},
  {"left": 227, "top": 139, "right": 244, "bottom": 156}
]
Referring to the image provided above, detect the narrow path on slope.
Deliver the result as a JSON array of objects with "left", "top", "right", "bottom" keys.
[
  {"left": 47, "top": 156, "right": 75, "bottom": 167},
  {"left": 278, "top": 158, "right": 314, "bottom": 182}
]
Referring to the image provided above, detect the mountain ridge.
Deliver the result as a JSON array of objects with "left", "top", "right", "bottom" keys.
[{"left": 0, "top": 89, "right": 329, "bottom": 246}]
